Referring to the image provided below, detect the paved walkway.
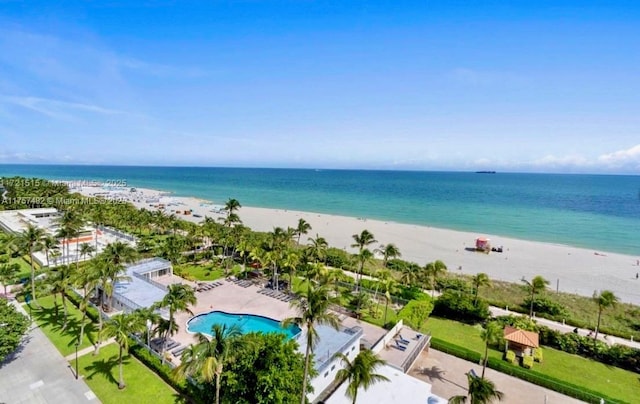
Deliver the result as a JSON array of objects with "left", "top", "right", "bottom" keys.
[
  {"left": 0, "top": 302, "right": 98, "bottom": 403},
  {"left": 341, "top": 269, "right": 640, "bottom": 350},
  {"left": 64, "top": 338, "right": 116, "bottom": 361},
  {"left": 412, "top": 349, "right": 584, "bottom": 404}
]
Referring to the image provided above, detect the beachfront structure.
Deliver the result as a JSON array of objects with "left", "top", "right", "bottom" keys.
[
  {"left": 504, "top": 326, "right": 539, "bottom": 358},
  {"left": 325, "top": 363, "right": 447, "bottom": 404},
  {"left": 106, "top": 258, "right": 172, "bottom": 314},
  {"left": 297, "top": 324, "right": 364, "bottom": 402}
]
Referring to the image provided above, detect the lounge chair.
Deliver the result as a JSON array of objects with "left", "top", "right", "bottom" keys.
[
  {"left": 469, "top": 369, "right": 479, "bottom": 379},
  {"left": 172, "top": 345, "right": 186, "bottom": 356},
  {"left": 166, "top": 341, "right": 180, "bottom": 350},
  {"left": 397, "top": 338, "right": 409, "bottom": 346},
  {"left": 393, "top": 341, "right": 406, "bottom": 351},
  {"left": 398, "top": 334, "right": 410, "bottom": 344}
]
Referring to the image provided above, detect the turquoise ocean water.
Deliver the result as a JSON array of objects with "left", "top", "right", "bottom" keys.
[{"left": 1, "top": 165, "right": 638, "bottom": 255}]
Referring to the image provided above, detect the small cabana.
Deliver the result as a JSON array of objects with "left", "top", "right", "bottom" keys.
[
  {"left": 475, "top": 237, "right": 491, "bottom": 252},
  {"left": 504, "top": 326, "right": 539, "bottom": 357}
]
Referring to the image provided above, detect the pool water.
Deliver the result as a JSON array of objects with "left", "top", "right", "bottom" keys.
[{"left": 187, "top": 311, "right": 301, "bottom": 339}]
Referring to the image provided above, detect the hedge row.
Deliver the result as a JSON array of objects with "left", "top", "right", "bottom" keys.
[
  {"left": 430, "top": 338, "right": 624, "bottom": 404},
  {"left": 129, "top": 342, "right": 195, "bottom": 399}
]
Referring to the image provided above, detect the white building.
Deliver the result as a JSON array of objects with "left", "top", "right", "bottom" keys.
[
  {"left": 106, "top": 258, "right": 173, "bottom": 313},
  {"left": 324, "top": 363, "right": 447, "bottom": 404}
]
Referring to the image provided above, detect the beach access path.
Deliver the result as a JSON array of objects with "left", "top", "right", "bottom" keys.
[{"left": 340, "top": 268, "right": 640, "bottom": 350}]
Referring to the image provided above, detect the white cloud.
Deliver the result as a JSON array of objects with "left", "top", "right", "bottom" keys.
[
  {"left": 597, "top": 144, "right": 640, "bottom": 169},
  {"left": 0, "top": 95, "right": 126, "bottom": 120}
]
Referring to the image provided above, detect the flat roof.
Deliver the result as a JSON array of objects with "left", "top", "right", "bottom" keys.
[
  {"left": 127, "top": 257, "right": 172, "bottom": 275},
  {"left": 113, "top": 274, "right": 167, "bottom": 309},
  {"left": 295, "top": 324, "right": 362, "bottom": 372},
  {"left": 326, "top": 364, "right": 447, "bottom": 404}
]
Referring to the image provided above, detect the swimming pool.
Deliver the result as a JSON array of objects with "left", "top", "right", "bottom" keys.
[{"left": 186, "top": 311, "right": 301, "bottom": 339}]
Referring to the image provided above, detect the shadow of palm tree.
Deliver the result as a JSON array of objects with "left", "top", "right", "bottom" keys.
[
  {"left": 84, "top": 354, "right": 131, "bottom": 387},
  {"left": 415, "top": 365, "right": 467, "bottom": 390}
]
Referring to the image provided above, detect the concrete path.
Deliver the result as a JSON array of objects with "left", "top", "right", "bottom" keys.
[
  {"left": 341, "top": 268, "right": 640, "bottom": 350},
  {"left": 0, "top": 302, "right": 98, "bottom": 403},
  {"left": 64, "top": 338, "right": 116, "bottom": 361},
  {"left": 412, "top": 349, "right": 584, "bottom": 404}
]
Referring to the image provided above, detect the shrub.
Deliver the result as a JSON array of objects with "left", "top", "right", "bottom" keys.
[
  {"left": 437, "top": 277, "right": 472, "bottom": 293},
  {"left": 325, "top": 248, "right": 351, "bottom": 269},
  {"left": 534, "top": 348, "right": 543, "bottom": 363},
  {"left": 522, "top": 296, "right": 568, "bottom": 317},
  {"left": 433, "top": 290, "right": 490, "bottom": 323},
  {"left": 398, "top": 298, "right": 433, "bottom": 330},
  {"left": 522, "top": 355, "right": 534, "bottom": 369},
  {"left": 129, "top": 342, "right": 192, "bottom": 396},
  {"left": 505, "top": 350, "right": 517, "bottom": 364}
]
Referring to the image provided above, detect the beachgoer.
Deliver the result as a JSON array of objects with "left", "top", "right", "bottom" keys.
[
  {"left": 573, "top": 327, "right": 579, "bottom": 334},
  {"left": 636, "top": 273, "right": 639, "bottom": 280}
]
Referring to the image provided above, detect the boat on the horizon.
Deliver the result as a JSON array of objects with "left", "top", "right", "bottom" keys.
[{"left": 475, "top": 170, "right": 497, "bottom": 174}]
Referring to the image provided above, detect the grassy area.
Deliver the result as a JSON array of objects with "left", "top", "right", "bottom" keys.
[
  {"left": 174, "top": 262, "right": 225, "bottom": 281},
  {"left": 477, "top": 279, "right": 640, "bottom": 339},
  {"left": 26, "top": 294, "right": 96, "bottom": 356},
  {"left": 425, "top": 316, "right": 640, "bottom": 403},
  {"left": 70, "top": 343, "right": 179, "bottom": 404}
]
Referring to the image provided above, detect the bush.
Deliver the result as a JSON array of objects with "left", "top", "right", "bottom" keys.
[
  {"left": 398, "top": 298, "right": 433, "bottom": 330},
  {"left": 129, "top": 342, "right": 192, "bottom": 396},
  {"left": 522, "top": 355, "right": 534, "bottom": 369},
  {"left": 522, "top": 296, "right": 568, "bottom": 317},
  {"left": 433, "top": 290, "right": 490, "bottom": 323},
  {"left": 325, "top": 248, "right": 351, "bottom": 269},
  {"left": 436, "top": 277, "right": 472, "bottom": 293},
  {"left": 0, "top": 298, "right": 29, "bottom": 362},
  {"left": 505, "top": 350, "right": 516, "bottom": 364},
  {"left": 534, "top": 348, "right": 543, "bottom": 363}
]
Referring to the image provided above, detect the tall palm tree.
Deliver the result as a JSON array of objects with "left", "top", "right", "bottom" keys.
[
  {"left": 283, "top": 284, "right": 340, "bottom": 404},
  {"left": 351, "top": 230, "right": 377, "bottom": 292},
  {"left": 593, "top": 290, "right": 619, "bottom": 346},
  {"left": 154, "top": 283, "right": 197, "bottom": 362},
  {"left": 42, "top": 235, "right": 58, "bottom": 267},
  {"left": 101, "top": 241, "right": 138, "bottom": 311},
  {"left": 480, "top": 321, "right": 502, "bottom": 378},
  {"left": 78, "top": 243, "right": 96, "bottom": 268},
  {"left": 521, "top": 275, "right": 549, "bottom": 318},
  {"left": 282, "top": 248, "right": 300, "bottom": 291},
  {"left": 472, "top": 273, "right": 491, "bottom": 305},
  {"left": 50, "top": 264, "right": 74, "bottom": 331},
  {"left": 334, "top": 349, "right": 390, "bottom": 404},
  {"left": 295, "top": 218, "right": 312, "bottom": 245},
  {"left": 306, "top": 234, "right": 328, "bottom": 264},
  {"left": 425, "top": 260, "right": 447, "bottom": 297},
  {"left": 353, "top": 249, "right": 374, "bottom": 294},
  {"left": 89, "top": 204, "right": 107, "bottom": 250},
  {"left": 73, "top": 262, "right": 99, "bottom": 345},
  {"left": 174, "top": 324, "right": 242, "bottom": 404},
  {"left": 99, "top": 312, "right": 145, "bottom": 389},
  {"left": 375, "top": 243, "right": 401, "bottom": 268},
  {"left": 17, "top": 224, "right": 45, "bottom": 307},
  {"left": 449, "top": 373, "right": 504, "bottom": 404}
]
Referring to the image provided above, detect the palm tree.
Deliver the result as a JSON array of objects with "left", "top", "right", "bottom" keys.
[
  {"left": 449, "top": 373, "right": 504, "bottom": 404},
  {"left": 78, "top": 243, "right": 96, "bottom": 268},
  {"left": 99, "top": 312, "right": 145, "bottom": 389},
  {"left": 17, "top": 224, "right": 45, "bottom": 307},
  {"left": 351, "top": 230, "right": 377, "bottom": 292},
  {"left": 50, "top": 264, "right": 74, "bottom": 331},
  {"left": 480, "top": 321, "right": 502, "bottom": 378},
  {"left": 306, "top": 234, "right": 328, "bottom": 264},
  {"left": 425, "top": 260, "right": 447, "bottom": 297},
  {"left": 353, "top": 249, "right": 374, "bottom": 293},
  {"left": 154, "top": 283, "right": 197, "bottom": 362},
  {"left": 101, "top": 241, "right": 138, "bottom": 311},
  {"left": 472, "top": 273, "right": 491, "bottom": 305},
  {"left": 593, "top": 290, "right": 619, "bottom": 346},
  {"left": 375, "top": 243, "right": 401, "bottom": 268},
  {"left": 42, "top": 235, "right": 58, "bottom": 267},
  {"left": 174, "top": 324, "right": 242, "bottom": 404},
  {"left": 73, "top": 262, "right": 99, "bottom": 346},
  {"left": 283, "top": 284, "right": 340, "bottom": 404},
  {"left": 294, "top": 218, "right": 312, "bottom": 245},
  {"left": 521, "top": 275, "right": 549, "bottom": 318},
  {"left": 334, "top": 349, "right": 390, "bottom": 404},
  {"left": 282, "top": 248, "right": 300, "bottom": 291},
  {"left": 0, "top": 262, "right": 20, "bottom": 295}
]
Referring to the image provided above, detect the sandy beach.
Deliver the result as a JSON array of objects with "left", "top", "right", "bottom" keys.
[{"left": 76, "top": 185, "right": 640, "bottom": 306}]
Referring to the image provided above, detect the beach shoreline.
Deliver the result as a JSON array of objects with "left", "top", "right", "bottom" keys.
[{"left": 73, "top": 184, "right": 640, "bottom": 305}]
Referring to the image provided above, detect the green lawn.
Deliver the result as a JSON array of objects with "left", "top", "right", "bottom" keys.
[
  {"left": 175, "top": 262, "right": 225, "bottom": 281},
  {"left": 26, "top": 294, "right": 96, "bottom": 356},
  {"left": 70, "top": 343, "right": 179, "bottom": 404},
  {"left": 425, "top": 316, "right": 640, "bottom": 403}
]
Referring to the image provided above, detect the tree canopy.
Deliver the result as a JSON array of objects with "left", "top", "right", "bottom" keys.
[{"left": 0, "top": 298, "right": 29, "bottom": 363}]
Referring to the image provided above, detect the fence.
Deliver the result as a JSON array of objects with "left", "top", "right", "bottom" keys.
[{"left": 132, "top": 271, "right": 168, "bottom": 291}]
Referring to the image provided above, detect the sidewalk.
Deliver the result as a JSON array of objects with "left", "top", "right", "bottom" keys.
[
  {"left": 340, "top": 269, "right": 640, "bottom": 350},
  {"left": 64, "top": 338, "right": 117, "bottom": 361}
]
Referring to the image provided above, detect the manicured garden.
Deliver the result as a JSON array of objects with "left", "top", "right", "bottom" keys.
[
  {"left": 69, "top": 343, "right": 178, "bottom": 404},
  {"left": 174, "top": 262, "right": 225, "bottom": 281},
  {"left": 426, "top": 316, "right": 640, "bottom": 403},
  {"left": 26, "top": 294, "right": 96, "bottom": 356}
]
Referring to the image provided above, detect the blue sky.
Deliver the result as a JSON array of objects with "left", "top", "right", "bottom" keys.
[{"left": 0, "top": 1, "right": 639, "bottom": 173}]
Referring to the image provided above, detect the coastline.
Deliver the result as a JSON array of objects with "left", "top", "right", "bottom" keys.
[{"left": 75, "top": 185, "right": 640, "bottom": 305}]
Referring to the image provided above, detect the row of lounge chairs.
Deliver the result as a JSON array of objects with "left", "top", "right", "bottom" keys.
[
  {"left": 257, "top": 288, "right": 295, "bottom": 302},
  {"left": 233, "top": 279, "right": 253, "bottom": 288},
  {"left": 196, "top": 281, "right": 223, "bottom": 292},
  {"left": 392, "top": 334, "right": 411, "bottom": 351},
  {"left": 150, "top": 337, "right": 188, "bottom": 357}
]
